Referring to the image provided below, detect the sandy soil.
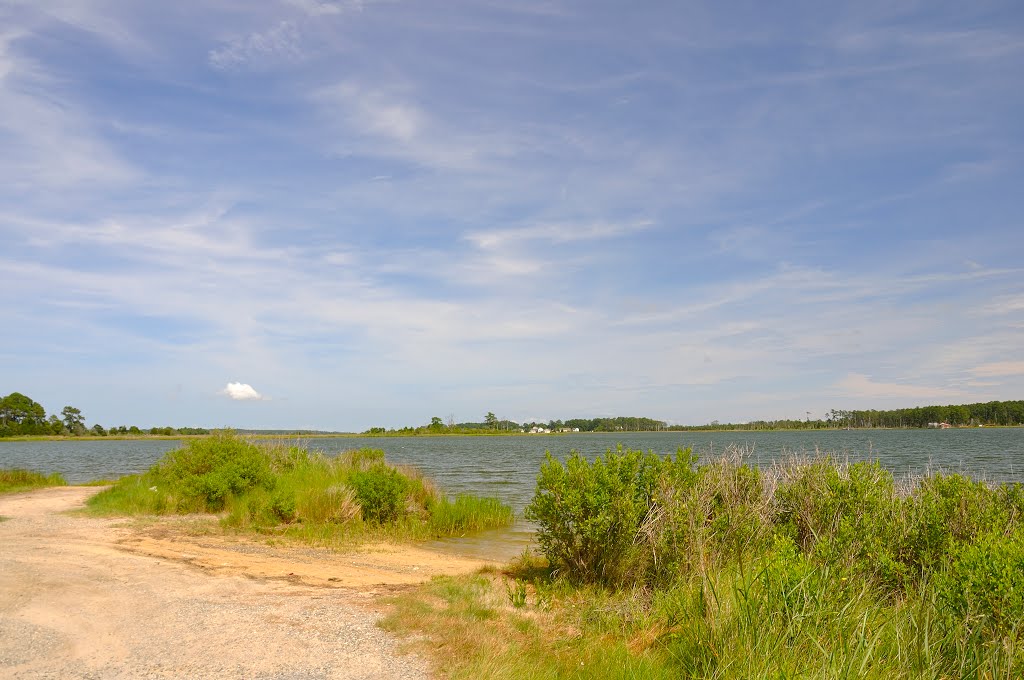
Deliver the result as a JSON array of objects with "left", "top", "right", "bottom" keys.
[{"left": 0, "top": 486, "right": 495, "bottom": 679}]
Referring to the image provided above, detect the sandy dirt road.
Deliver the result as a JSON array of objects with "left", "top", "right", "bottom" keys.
[{"left": 0, "top": 487, "right": 492, "bottom": 679}]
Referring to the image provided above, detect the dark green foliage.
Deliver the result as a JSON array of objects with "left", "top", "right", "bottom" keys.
[
  {"left": 0, "top": 392, "right": 52, "bottom": 436},
  {"left": 348, "top": 463, "right": 408, "bottom": 523},
  {"left": 666, "top": 399, "right": 1024, "bottom": 430}
]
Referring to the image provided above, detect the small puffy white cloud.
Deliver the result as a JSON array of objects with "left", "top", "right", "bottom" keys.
[{"left": 221, "top": 382, "right": 266, "bottom": 401}]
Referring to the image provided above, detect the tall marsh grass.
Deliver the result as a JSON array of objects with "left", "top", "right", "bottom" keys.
[
  {"left": 0, "top": 468, "right": 67, "bottom": 493},
  {"left": 383, "top": 446, "right": 1024, "bottom": 677},
  {"left": 86, "top": 432, "right": 513, "bottom": 543}
]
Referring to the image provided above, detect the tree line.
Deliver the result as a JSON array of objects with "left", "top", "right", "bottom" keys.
[
  {"left": 0, "top": 392, "right": 210, "bottom": 438},
  {"left": 664, "top": 400, "right": 1024, "bottom": 431},
  {"left": 365, "top": 401, "right": 1023, "bottom": 436},
  {"left": 364, "top": 414, "right": 671, "bottom": 435}
]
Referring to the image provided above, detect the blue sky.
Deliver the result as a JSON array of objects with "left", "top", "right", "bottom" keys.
[{"left": 1, "top": 1, "right": 1022, "bottom": 430}]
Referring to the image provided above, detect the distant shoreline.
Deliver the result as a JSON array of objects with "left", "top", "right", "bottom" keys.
[{"left": 2, "top": 425, "right": 1020, "bottom": 443}]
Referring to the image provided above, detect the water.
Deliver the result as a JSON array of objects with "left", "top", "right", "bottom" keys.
[{"left": 3, "top": 429, "right": 1022, "bottom": 560}]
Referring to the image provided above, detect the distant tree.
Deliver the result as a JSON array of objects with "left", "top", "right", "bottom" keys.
[
  {"left": 61, "top": 406, "right": 85, "bottom": 434},
  {"left": 485, "top": 412, "right": 498, "bottom": 429},
  {"left": 429, "top": 416, "right": 445, "bottom": 431},
  {"left": 0, "top": 392, "right": 46, "bottom": 434},
  {"left": 47, "top": 415, "right": 65, "bottom": 435},
  {"left": 92, "top": 424, "right": 107, "bottom": 436},
  {"left": 128, "top": 425, "right": 141, "bottom": 435}
]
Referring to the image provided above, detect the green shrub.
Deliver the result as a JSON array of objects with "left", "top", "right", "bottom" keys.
[
  {"left": 349, "top": 463, "right": 409, "bottom": 523},
  {"left": 156, "top": 433, "right": 275, "bottom": 511},
  {"left": 270, "top": 488, "right": 297, "bottom": 522},
  {"left": 905, "top": 473, "right": 1009, "bottom": 572},
  {"left": 772, "top": 459, "right": 908, "bottom": 590},
  {"left": 939, "top": 528, "right": 1024, "bottom": 638},
  {"left": 525, "top": 446, "right": 696, "bottom": 586},
  {"left": 642, "top": 453, "right": 769, "bottom": 585}
]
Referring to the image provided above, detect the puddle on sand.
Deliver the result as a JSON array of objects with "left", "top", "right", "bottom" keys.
[{"left": 421, "top": 521, "right": 536, "bottom": 564}]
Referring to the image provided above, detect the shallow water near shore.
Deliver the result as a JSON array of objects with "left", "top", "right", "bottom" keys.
[{"left": 2, "top": 429, "right": 1022, "bottom": 559}]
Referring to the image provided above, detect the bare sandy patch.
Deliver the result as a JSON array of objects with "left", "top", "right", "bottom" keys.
[
  {"left": 0, "top": 485, "right": 495, "bottom": 678},
  {"left": 118, "top": 532, "right": 497, "bottom": 591}
]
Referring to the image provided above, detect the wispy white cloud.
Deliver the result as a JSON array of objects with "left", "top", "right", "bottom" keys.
[
  {"left": 466, "top": 220, "right": 654, "bottom": 250},
  {"left": 209, "top": 20, "right": 303, "bottom": 70},
  {"left": 0, "top": 31, "right": 137, "bottom": 189},
  {"left": 835, "top": 373, "right": 963, "bottom": 401},
  {"left": 285, "top": 0, "right": 369, "bottom": 18},
  {"left": 970, "top": 362, "right": 1024, "bottom": 379}
]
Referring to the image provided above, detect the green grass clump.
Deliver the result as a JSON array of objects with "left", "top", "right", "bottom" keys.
[
  {"left": 428, "top": 495, "right": 516, "bottom": 536},
  {"left": 385, "top": 447, "right": 1024, "bottom": 677},
  {"left": 85, "top": 432, "right": 513, "bottom": 543},
  {"left": 0, "top": 468, "right": 67, "bottom": 494}
]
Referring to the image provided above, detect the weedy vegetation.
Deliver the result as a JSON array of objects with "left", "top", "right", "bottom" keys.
[
  {"left": 0, "top": 468, "right": 67, "bottom": 494},
  {"left": 86, "top": 432, "right": 513, "bottom": 544},
  {"left": 383, "top": 445, "right": 1024, "bottom": 678}
]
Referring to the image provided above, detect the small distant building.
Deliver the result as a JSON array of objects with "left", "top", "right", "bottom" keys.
[{"left": 927, "top": 422, "right": 952, "bottom": 429}]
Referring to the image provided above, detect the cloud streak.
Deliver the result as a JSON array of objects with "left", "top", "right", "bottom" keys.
[{"left": 209, "top": 21, "right": 303, "bottom": 70}]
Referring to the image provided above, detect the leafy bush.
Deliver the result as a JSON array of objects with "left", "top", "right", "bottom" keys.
[
  {"left": 348, "top": 462, "right": 410, "bottom": 524},
  {"left": 161, "top": 433, "right": 275, "bottom": 511},
  {"left": 772, "top": 458, "right": 908, "bottom": 589},
  {"left": 938, "top": 528, "right": 1024, "bottom": 638},
  {"left": 270, "top": 488, "right": 297, "bottom": 522},
  {"left": 905, "top": 473, "right": 1009, "bottom": 572},
  {"left": 525, "top": 446, "right": 697, "bottom": 586}
]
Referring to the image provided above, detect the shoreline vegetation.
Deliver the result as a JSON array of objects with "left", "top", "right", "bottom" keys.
[
  {"left": 2, "top": 392, "right": 1021, "bottom": 440},
  {"left": 2, "top": 426, "right": 1024, "bottom": 446},
  {"left": 384, "top": 446, "right": 1024, "bottom": 677},
  {"left": 82, "top": 433, "right": 513, "bottom": 545},
  {"left": 0, "top": 468, "right": 67, "bottom": 494}
]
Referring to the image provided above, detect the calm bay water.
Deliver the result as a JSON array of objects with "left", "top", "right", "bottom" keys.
[
  {"left": 3, "top": 429, "right": 1023, "bottom": 510},
  {"left": 3, "top": 429, "right": 1022, "bottom": 559}
]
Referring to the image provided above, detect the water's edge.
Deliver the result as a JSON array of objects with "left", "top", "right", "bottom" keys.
[{"left": 3, "top": 429, "right": 1021, "bottom": 559}]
